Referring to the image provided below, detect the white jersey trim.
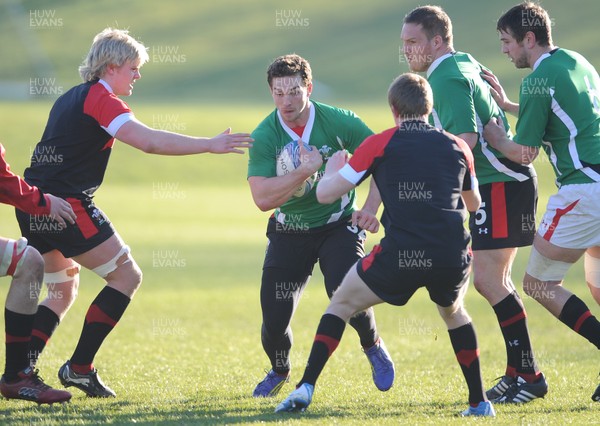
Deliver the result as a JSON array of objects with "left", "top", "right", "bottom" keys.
[
  {"left": 549, "top": 88, "right": 600, "bottom": 183},
  {"left": 338, "top": 163, "right": 364, "bottom": 185},
  {"left": 277, "top": 101, "right": 315, "bottom": 144},
  {"left": 103, "top": 112, "right": 134, "bottom": 137}
]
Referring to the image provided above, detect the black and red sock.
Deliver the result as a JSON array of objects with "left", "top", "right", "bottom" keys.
[
  {"left": 70, "top": 286, "right": 131, "bottom": 373},
  {"left": 493, "top": 292, "right": 540, "bottom": 382},
  {"left": 448, "top": 323, "right": 485, "bottom": 406},
  {"left": 299, "top": 313, "right": 346, "bottom": 386},
  {"left": 4, "top": 309, "right": 35, "bottom": 381},
  {"left": 28, "top": 305, "right": 60, "bottom": 367},
  {"left": 559, "top": 295, "right": 600, "bottom": 349}
]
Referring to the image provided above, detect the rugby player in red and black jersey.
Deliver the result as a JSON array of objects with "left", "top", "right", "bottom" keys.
[
  {"left": 15, "top": 28, "right": 252, "bottom": 398},
  {"left": 276, "top": 73, "right": 495, "bottom": 417},
  {"left": 0, "top": 143, "right": 75, "bottom": 404}
]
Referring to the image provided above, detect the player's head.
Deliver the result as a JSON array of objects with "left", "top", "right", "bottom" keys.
[
  {"left": 267, "top": 54, "right": 313, "bottom": 125},
  {"left": 79, "top": 28, "right": 149, "bottom": 92},
  {"left": 388, "top": 73, "right": 433, "bottom": 121},
  {"left": 496, "top": 2, "right": 553, "bottom": 69},
  {"left": 401, "top": 5, "right": 453, "bottom": 72}
]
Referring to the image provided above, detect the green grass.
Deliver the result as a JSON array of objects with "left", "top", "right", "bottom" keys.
[{"left": 0, "top": 101, "right": 599, "bottom": 424}]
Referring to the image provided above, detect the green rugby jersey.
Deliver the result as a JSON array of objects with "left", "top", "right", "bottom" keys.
[
  {"left": 427, "top": 52, "right": 535, "bottom": 185},
  {"left": 515, "top": 48, "right": 600, "bottom": 186},
  {"left": 248, "top": 100, "right": 373, "bottom": 229}
]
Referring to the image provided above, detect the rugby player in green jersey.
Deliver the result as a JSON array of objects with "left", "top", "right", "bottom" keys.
[
  {"left": 401, "top": 5, "right": 546, "bottom": 403},
  {"left": 247, "top": 54, "right": 394, "bottom": 398},
  {"left": 483, "top": 2, "right": 600, "bottom": 402}
]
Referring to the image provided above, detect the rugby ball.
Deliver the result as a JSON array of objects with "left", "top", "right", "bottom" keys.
[{"left": 276, "top": 141, "right": 316, "bottom": 197}]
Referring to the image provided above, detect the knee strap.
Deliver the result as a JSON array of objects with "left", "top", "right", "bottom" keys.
[
  {"left": 44, "top": 265, "right": 80, "bottom": 284},
  {"left": 92, "top": 246, "right": 131, "bottom": 278},
  {"left": 526, "top": 246, "right": 572, "bottom": 282},
  {"left": 585, "top": 253, "right": 600, "bottom": 289},
  {"left": 0, "top": 237, "right": 30, "bottom": 277}
]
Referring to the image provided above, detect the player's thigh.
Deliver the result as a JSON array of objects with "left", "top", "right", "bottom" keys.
[
  {"left": 319, "top": 220, "right": 366, "bottom": 296},
  {"left": 469, "top": 179, "right": 537, "bottom": 250},
  {"left": 72, "top": 232, "right": 140, "bottom": 285},
  {"left": 326, "top": 265, "right": 384, "bottom": 321},
  {"left": 537, "top": 182, "right": 600, "bottom": 254}
]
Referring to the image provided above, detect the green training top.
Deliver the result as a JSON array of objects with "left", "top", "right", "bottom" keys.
[
  {"left": 427, "top": 51, "right": 535, "bottom": 185},
  {"left": 248, "top": 100, "right": 373, "bottom": 229},
  {"left": 515, "top": 48, "right": 600, "bottom": 186}
]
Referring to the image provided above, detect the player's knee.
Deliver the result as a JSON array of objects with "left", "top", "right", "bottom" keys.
[
  {"left": 3, "top": 238, "right": 44, "bottom": 283},
  {"left": 96, "top": 246, "right": 142, "bottom": 291},
  {"left": 116, "top": 260, "right": 143, "bottom": 293},
  {"left": 438, "top": 301, "right": 471, "bottom": 327},
  {"left": 472, "top": 275, "right": 490, "bottom": 297},
  {"left": 19, "top": 246, "right": 44, "bottom": 280}
]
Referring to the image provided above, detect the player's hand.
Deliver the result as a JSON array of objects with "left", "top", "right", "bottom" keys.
[
  {"left": 483, "top": 116, "right": 506, "bottom": 149},
  {"left": 46, "top": 194, "right": 76, "bottom": 228},
  {"left": 351, "top": 209, "right": 380, "bottom": 233},
  {"left": 324, "top": 150, "right": 348, "bottom": 175},
  {"left": 297, "top": 139, "right": 323, "bottom": 175},
  {"left": 480, "top": 69, "right": 511, "bottom": 111},
  {"left": 209, "top": 128, "right": 254, "bottom": 154}
]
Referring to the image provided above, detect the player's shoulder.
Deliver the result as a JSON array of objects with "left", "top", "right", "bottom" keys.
[
  {"left": 532, "top": 48, "right": 586, "bottom": 76},
  {"left": 312, "top": 100, "right": 361, "bottom": 122},
  {"left": 251, "top": 109, "right": 279, "bottom": 137},
  {"left": 364, "top": 126, "right": 397, "bottom": 145}
]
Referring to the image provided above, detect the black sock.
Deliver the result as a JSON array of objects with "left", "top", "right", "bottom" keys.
[
  {"left": 28, "top": 305, "right": 60, "bottom": 367},
  {"left": 493, "top": 292, "right": 539, "bottom": 381},
  {"left": 299, "top": 314, "right": 346, "bottom": 386},
  {"left": 559, "top": 295, "right": 600, "bottom": 349},
  {"left": 448, "top": 323, "right": 485, "bottom": 406},
  {"left": 70, "top": 286, "right": 130, "bottom": 371},
  {"left": 4, "top": 309, "right": 35, "bottom": 381},
  {"left": 348, "top": 309, "right": 379, "bottom": 348}
]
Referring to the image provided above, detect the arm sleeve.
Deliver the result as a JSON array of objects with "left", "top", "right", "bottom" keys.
[
  {"left": 248, "top": 127, "right": 278, "bottom": 178},
  {"left": 514, "top": 76, "right": 551, "bottom": 147},
  {"left": 83, "top": 84, "right": 134, "bottom": 137},
  {"left": 343, "top": 130, "right": 392, "bottom": 185},
  {"left": 0, "top": 144, "right": 50, "bottom": 215},
  {"left": 432, "top": 76, "right": 478, "bottom": 135}
]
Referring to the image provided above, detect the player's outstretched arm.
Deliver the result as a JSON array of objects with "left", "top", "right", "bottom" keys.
[
  {"left": 115, "top": 118, "right": 253, "bottom": 155},
  {"left": 483, "top": 117, "right": 539, "bottom": 165},
  {"left": 480, "top": 69, "right": 519, "bottom": 116},
  {"left": 316, "top": 151, "right": 355, "bottom": 204}
]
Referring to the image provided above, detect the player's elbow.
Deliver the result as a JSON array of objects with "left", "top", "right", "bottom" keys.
[
  {"left": 252, "top": 194, "right": 276, "bottom": 212},
  {"left": 255, "top": 200, "right": 274, "bottom": 212}
]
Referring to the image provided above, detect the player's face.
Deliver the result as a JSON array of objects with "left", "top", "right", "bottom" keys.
[
  {"left": 271, "top": 75, "right": 313, "bottom": 127},
  {"left": 401, "top": 23, "right": 434, "bottom": 72},
  {"left": 499, "top": 30, "right": 530, "bottom": 69},
  {"left": 108, "top": 59, "right": 142, "bottom": 96}
]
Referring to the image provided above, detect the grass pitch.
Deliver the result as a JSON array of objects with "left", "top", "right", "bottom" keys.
[{"left": 0, "top": 102, "right": 599, "bottom": 425}]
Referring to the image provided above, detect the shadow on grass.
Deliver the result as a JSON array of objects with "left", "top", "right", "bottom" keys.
[{"left": 1, "top": 393, "right": 599, "bottom": 425}]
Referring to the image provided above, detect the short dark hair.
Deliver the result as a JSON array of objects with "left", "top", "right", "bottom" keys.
[
  {"left": 388, "top": 73, "right": 433, "bottom": 118},
  {"left": 497, "top": 2, "right": 553, "bottom": 46},
  {"left": 403, "top": 5, "right": 453, "bottom": 46},
  {"left": 266, "top": 54, "right": 312, "bottom": 88}
]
